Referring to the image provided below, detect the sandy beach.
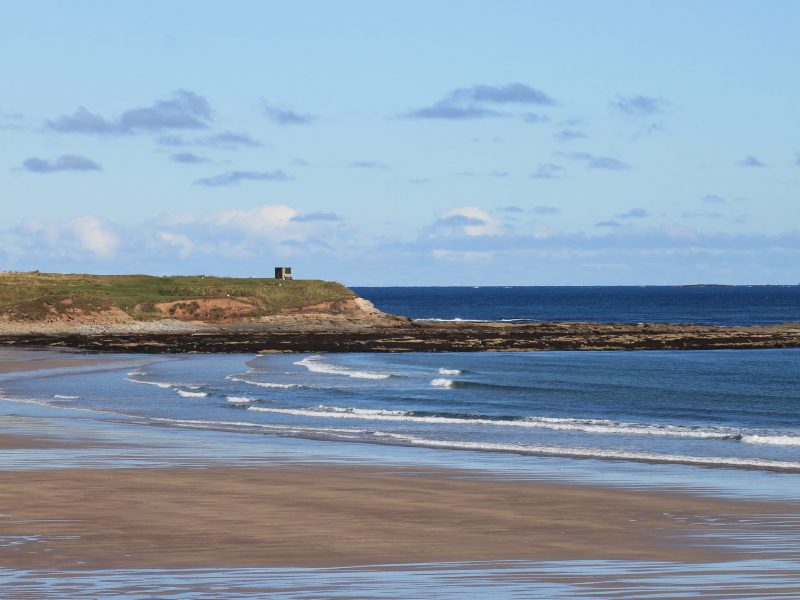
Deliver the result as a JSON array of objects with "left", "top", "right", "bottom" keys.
[{"left": 1, "top": 349, "right": 799, "bottom": 598}]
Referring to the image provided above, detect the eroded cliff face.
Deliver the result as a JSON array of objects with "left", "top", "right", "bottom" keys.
[{"left": 0, "top": 294, "right": 408, "bottom": 335}]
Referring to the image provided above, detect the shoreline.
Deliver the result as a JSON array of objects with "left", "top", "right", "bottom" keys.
[
  {"left": 1, "top": 318, "right": 799, "bottom": 353},
  {"left": 0, "top": 352, "right": 799, "bottom": 600},
  {"left": 2, "top": 348, "right": 799, "bottom": 476},
  {"left": 0, "top": 350, "right": 798, "bottom": 583}
]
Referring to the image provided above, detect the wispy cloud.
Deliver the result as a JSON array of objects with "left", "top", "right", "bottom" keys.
[
  {"left": 555, "top": 129, "right": 587, "bottom": 141},
  {"left": 47, "top": 90, "right": 212, "bottom": 134},
  {"left": 170, "top": 152, "right": 210, "bottom": 164},
  {"left": 290, "top": 212, "right": 341, "bottom": 223},
  {"left": 702, "top": 194, "right": 727, "bottom": 204},
  {"left": 405, "top": 83, "right": 555, "bottom": 120},
  {"left": 530, "top": 163, "right": 564, "bottom": 179},
  {"left": 0, "top": 109, "right": 27, "bottom": 131},
  {"left": 20, "top": 155, "right": 101, "bottom": 173},
  {"left": 564, "top": 152, "right": 630, "bottom": 170},
  {"left": 349, "top": 160, "right": 390, "bottom": 169},
  {"left": 158, "top": 131, "right": 261, "bottom": 149},
  {"left": 408, "top": 105, "right": 502, "bottom": 120},
  {"left": 193, "top": 170, "right": 291, "bottom": 187},
  {"left": 435, "top": 214, "right": 488, "bottom": 227},
  {"left": 610, "top": 94, "right": 669, "bottom": 117},
  {"left": 595, "top": 220, "right": 621, "bottom": 228},
  {"left": 521, "top": 112, "right": 549, "bottom": 124},
  {"left": 681, "top": 212, "right": 723, "bottom": 219},
  {"left": 616, "top": 208, "right": 649, "bottom": 219},
  {"left": 427, "top": 207, "right": 502, "bottom": 237},
  {"left": 739, "top": 155, "right": 766, "bottom": 168},
  {"left": 262, "top": 103, "right": 315, "bottom": 125},
  {"left": 532, "top": 206, "right": 560, "bottom": 215}
]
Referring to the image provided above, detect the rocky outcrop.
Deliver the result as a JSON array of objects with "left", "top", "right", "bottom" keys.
[{"left": 0, "top": 319, "right": 798, "bottom": 354}]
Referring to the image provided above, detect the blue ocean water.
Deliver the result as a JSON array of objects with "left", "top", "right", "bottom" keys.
[
  {"left": 3, "top": 348, "right": 799, "bottom": 473},
  {"left": 353, "top": 286, "right": 800, "bottom": 325}
]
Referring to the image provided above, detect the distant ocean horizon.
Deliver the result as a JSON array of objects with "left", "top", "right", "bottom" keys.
[{"left": 353, "top": 285, "right": 800, "bottom": 326}]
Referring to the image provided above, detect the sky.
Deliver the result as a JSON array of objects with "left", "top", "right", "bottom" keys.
[{"left": 1, "top": 0, "right": 799, "bottom": 285}]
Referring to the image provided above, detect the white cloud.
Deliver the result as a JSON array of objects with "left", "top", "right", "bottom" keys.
[
  {"left": 435, "top": 207, "right": 502, "bottom": 236},
  {"left": 2, "top": 204, "right": 800, "bottom": 285},
  {"left": 70, "top": 216, "right": 120, "bottom": 257},
  {"left": 15, "top": 215, "right": 119, "bottom": 259}
]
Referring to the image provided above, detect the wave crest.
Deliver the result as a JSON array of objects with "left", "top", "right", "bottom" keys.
[{"left": 294, "top": 356, "right": 390, "bottom": 380}]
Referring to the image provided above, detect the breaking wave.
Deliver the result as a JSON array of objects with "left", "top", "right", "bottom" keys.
[
  {"left": 226, "top": 396, "right": 255, "bottom": 404},
  {"left": 430, "top": 378, "right": 454, "bottom": 388},
  {"left": 294, "top": 356, "right": 391, "bottom": 380},
  {"left": 125, "top": 372, "right": 176, "bottom": 389},
  {"left": 239, "top": 404, "right": 800, "bottom": 443},
  {"left": 226, "top": 375, "right": 300, "bottom": 389},
  {"left": 437, "top": 368, "right": 463, "bottom": 375},
  {"left": 176, "top": 389, "right": 208, "bottom": 398},
  {"left": 741, "top": 435, "right": 800, "bottom": 447},
  {"left": 371, "top": 432, "right": 800, "bottom": 471}
]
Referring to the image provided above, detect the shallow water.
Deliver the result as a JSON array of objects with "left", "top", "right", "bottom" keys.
[{"left": 2, "top": 559, "right": 800, "bottom": 599}]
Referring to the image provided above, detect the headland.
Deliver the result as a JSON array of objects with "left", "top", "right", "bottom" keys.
[{"left": 1, "top": 272, "right": 798, "bottom": 353}]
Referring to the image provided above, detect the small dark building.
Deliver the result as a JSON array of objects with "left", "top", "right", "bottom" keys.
[{"left": 274, "top": 266, "right": 293, "bottom": 280}]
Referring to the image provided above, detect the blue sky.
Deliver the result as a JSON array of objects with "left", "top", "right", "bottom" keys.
[{"left": 1, "top": 0, "right": 799, "bottom": 285}]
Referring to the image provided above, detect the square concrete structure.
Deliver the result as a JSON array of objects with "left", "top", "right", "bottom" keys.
[{"left": 274, "top": 267, "right": 293, "bottom": 280}]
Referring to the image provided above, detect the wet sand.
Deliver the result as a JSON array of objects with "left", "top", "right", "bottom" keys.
[
  {"left": 0, "top": 349, "right": 119, "bottom": 374},
  {"left": 0, "top": 464, "right": 798, "bottom": 570}
]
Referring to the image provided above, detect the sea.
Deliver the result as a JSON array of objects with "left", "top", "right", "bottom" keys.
[{"left": 2, "top": 286, "right": 800, "bottom": 597}]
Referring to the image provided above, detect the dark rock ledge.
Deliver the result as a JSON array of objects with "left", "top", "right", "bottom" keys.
[{"left": 1, "top": 320, "right": 799, "bottom": 354}]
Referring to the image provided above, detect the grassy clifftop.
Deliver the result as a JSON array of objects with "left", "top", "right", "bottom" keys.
[{"left": 0, "top": 272, "right": 356, "bottom": 322}]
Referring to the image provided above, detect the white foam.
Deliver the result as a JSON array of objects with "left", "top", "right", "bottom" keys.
[
  {"left": 743, "top": 435, "right": 800, "bottom": 447},
  {"left": 226, "top": 375, "right": 299, "bottom": 389},
  {"left": 240, "top": 404, "right": 753, "bottom": 441},
  {"left": 176, "top": 389, "right": 208, "bottom": 398},
  {"left": 248, "top": 405, "right": 409, "bottom": 419},
  {"left": 375, "top": 432, "right": 800, "bottom": 471},
  {"left": 437, "top": 368, "right": 463, "bottom": 375},
  {"left": 294, "top": 356, "right": 390, "bottom": 380},
  {"left": 430, "top": 378, "right": 454, "bottom": 388},
  {"left": 53, "top": 395, "right": 79, "bottom": 400},
  {"left": 226, "top": 396, "right": 254, "bottom": 404},
  {"left": 125, "top": 376, "right": 174, "bottom": 389}
]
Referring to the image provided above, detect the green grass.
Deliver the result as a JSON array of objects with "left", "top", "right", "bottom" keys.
[{"left": 0, "top": 272, "right": 355, "bottom": 321}]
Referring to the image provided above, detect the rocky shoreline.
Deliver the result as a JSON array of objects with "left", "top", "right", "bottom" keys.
[{"left": 1, "top": 319, "right": 799, "bottom": 353}]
